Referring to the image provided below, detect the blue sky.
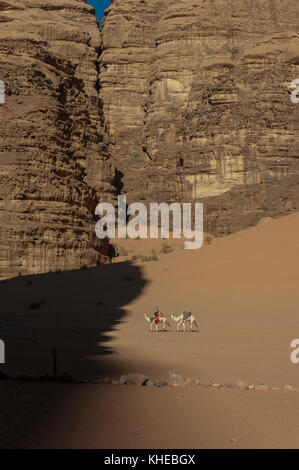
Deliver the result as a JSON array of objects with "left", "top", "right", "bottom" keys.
[{"left": 87, "top": 0, "right": 111, "bottom": 24}]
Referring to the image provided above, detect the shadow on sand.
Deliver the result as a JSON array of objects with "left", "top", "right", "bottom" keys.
[{"left": 0, "top": 261, "right": 147, "bottom": 380}]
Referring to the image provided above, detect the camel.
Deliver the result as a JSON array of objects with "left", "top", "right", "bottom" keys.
[
  {"left": 171, "top": 312, "right": 199, "bottom": 332},
  {"left": 144, "top": 313, "right": 171, "bottom": 332}
]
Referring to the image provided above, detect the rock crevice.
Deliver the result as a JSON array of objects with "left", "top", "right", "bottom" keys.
[{"left": 0, "top": 0, "right": 115, "bottom": 279}]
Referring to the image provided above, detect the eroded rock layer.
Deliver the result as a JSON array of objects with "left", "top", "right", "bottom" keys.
[
  {"left": 100, "top": 0, "right": 299, "bottom": 234},
  {"left": 0, "top": 0, "right": 115, "bottom": 279}
]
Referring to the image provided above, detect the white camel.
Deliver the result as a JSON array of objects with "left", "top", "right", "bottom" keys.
[
  {"left": 171, "top": 312, "right": 199, "bottom": 332},
  {"left": 144, "top": 313, "right": 171, "bottom": 332}
]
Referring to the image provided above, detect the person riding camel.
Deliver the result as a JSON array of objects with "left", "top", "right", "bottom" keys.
[
  {"left": 152, "top": 306, "right": 161, "bottom": 324},
  {"left": 183, "top": 310, "right": 192, "bottom": 321}
]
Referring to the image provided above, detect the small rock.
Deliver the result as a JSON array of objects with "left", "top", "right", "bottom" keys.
[
  {"left": 212, "top": 383, "right": 221, "bottom": 389},
  {"left": 104, "top": 377, "right": 112, "bottom": 384},
  {"left": 231, "top": 438, "right": 238, "bottom": 443},
  {"left": 119, "top": 373, "right": 148, "bottom": 386},
  {"left": 255, "top": 384, "right": 269, "bottom": 391},
  {"left": 236, "top": 379, "right": 248, "bottom": 390},
  {"left": 185, "top": 378, "right": 197, "bottom": 386},
  {"left": 224, "top": 382, "right": 235, "bottom": 389},
  {"left": 168, "top": 370, "right": 185, "bottom": 386},
  {"left": 195, "top": 379, "right": 201, "bottom": 386},
  {"left": 156, "top": 381, "right": 168, "bottom": 387},
  {"left": 248, "top": 384, "right": 255, "bottom": 390},
  {"left": 283, "top": 384, "right": 295, "bottom": 392},
  {"left": 146, "top": 380, "right": 157, "bottom": 386}
]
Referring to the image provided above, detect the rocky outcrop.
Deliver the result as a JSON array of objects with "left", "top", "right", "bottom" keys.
[
  {"left": 0, "top": 0, "right": 116, "bottom": 279},
  {"left": 100, "top": 0, "right": 299, "bottom": 235}
]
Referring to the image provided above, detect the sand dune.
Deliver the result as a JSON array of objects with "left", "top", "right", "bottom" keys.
[{"left": 106, "top": 212, "right": 299, "bottom": 387}]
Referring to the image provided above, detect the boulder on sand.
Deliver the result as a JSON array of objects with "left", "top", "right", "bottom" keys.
[
  {"left": 119, "top": 373, "right": 149, "bottom": 386},
  {"left": 168, "top": 370, "right": 186, "bottom": 386}
]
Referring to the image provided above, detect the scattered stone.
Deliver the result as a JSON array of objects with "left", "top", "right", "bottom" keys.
[
  {"left": 212, "top": 383, "right": 221, "bottom": 389},
  {"left": 156, "top": 381, "right": 168, "bottom": 387},
  {"left": 283, "top": 384, "right": 295, "bottom": 392},
  {"left": 195, "top": 379, "right": 201, "bottom": 386},
  {"left": 255, "top": 384, "right": 269, "bottom": 391},
  {"left": 185, "top": 378, "right": 197, "bottom": 387},
  {"left": 146, "top": 380, "right": 157, "bottom": 386},
  {"left": 224, "top": 382, "right": 235, "bottom": 389},
  {"left": 168, "top": 370, "right": 185, "bottom": 387},
  {"left": 231, "top": 438, "right": 238, "bottom": 443},
  {"left": 248, "top": 384, "right": 255, "bottom": 390},
  {"left": 236, "top": 379, "right": 248, "bottom": 390},
  {"left": 119, "top": 373, "right": 148, "bottom": 386}
]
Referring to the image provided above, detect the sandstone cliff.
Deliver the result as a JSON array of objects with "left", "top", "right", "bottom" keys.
[
  {"left": 100, "top": 0, "right": 299, "bottom": 235},
  {"left": 0, "top": 0, "right": 298, "bottom": 279},
  {"left": 0, "top": 0, "right": 115, "bottom": 279}
]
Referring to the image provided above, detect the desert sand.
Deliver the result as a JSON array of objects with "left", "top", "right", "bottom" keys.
[{"left": 0, "top": 213, "right": 299, "bottom": 448}]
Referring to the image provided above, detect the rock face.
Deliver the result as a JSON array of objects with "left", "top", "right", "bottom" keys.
[
  {"left": 0, "top": 0, "right": 116, "bottom": 279},
  {"left": 100, "top": 0, "right": 299, "bottom": 235},
  {"left": 0, "top": 0, "right": 298, "bottom": 279}
]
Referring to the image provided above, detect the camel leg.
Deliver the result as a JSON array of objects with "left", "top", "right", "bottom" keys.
[
  {"left": 177, "top": 320, "right": 182, "bottom": 331},
  {"left": 156, "top": 323, "right": 158, "bottom": 332},
  {"left": 183, "top": 322, "right": 186, "bottom": 333}
]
